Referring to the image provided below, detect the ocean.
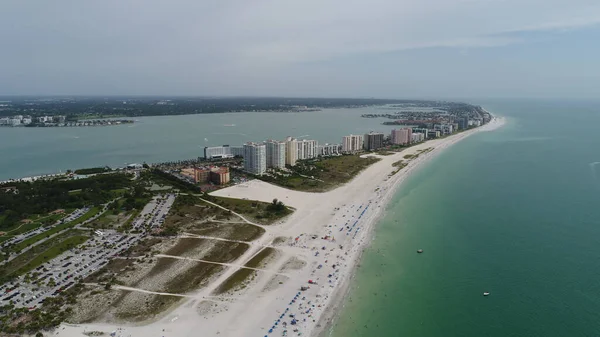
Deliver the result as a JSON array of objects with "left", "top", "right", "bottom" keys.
[{"left": 327, "top": 99, "right": 600, "bottom": 337}]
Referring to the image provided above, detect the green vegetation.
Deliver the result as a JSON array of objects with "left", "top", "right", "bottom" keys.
[
  {"left": 203, "top": 196, "right": 293, "bottom": 225},
  {"left": 0, "top": 173, "right": 133, "bottom": 230},
  {"left": 0, "top": 283, "right": 82, "bottom": 334},
  {"left": 390, "top": 160, "right": 409, "bottom": 176},
  {"left": 257, "top": 155, "right": 381, "bottom": 192},
  {"left": 189, "top": 222, "right": 265, "bottom": 242},
  {"left": 214, "top": 268, "right": 257, "bottom": 294},
  {"left": 73, "top": 167, "right": 112, "bottom": 175},
  {"left": 375, "top": 150, "right": 396, "bottom": 156},
  {"left": 163, "top": 262, "right": 224, "bottom": 294},
  {"left": 403, "top": 147, "right": 434, "bottom": 160},
  {"left": 245, "top": 248, "right": 277, "bottom": 269}
]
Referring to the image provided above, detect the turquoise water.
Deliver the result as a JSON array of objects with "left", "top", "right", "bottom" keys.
[
  {"left": 0, "top": 107, "right": 396, "bottom": 180},
  {"left": 329, "top": 100, "right": 600, "bottom": 337}
]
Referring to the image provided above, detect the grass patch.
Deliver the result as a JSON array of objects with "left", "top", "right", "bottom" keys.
[
  {"left": 203, "top": 241, "right": 249, "bottom": 263},
  {"left": 188, "top": 222, "right": 265, "bottom": 242},
  {"left": 403, "top": 147, "right": 434, "bottom": 160},
  {"left": 376, "top": 151, "right": 395, "bottom": 156},
  {"left": 163, "top": 262, "right": 224, "bottom": 293},
  {"left": 258, "top": 155, "right": 381, "bottom": 192},
  {"left": 206, "top": 196, "right": 293, "bottom": 225},
  {"left": 213, "top": 268, "right": 257, "bottom": 294},
  {"left": 164, "top": 238, "right": 209, "bottom": 256},
  {"left": 145, "top": 257, "right": 178, "bottom": 278},
  {"left": 112, "top": 293, "right": 182, "bottom": 322},
  {"left": 245, "top": 248, "right": 277, "bottom": 269}
]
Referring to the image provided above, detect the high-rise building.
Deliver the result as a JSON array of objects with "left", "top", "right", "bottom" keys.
[
  {"left": 243, "top": 142, "right": 266, "bottom": 175},
  {"left": 391, "top": 128, "right": 412, "bottom": 145},
  {"left": 318, "top": 144, "right": 342, "bottom": 156},
  {"left": 411, "top": 133, "right": 425, "bottom": 143},
  {"left": 204, "top": 145, "right": 234, "bottom": 159},
  {"left": 265, "top": 140, "right": 286, "bottom": 169},
  {"left": 364, "top": 132, "right": 385, "bottom": 150},
  {"left": 285, "top": 137, "right": 298, "bottom": 166},
  {"left": 412, "top": 128, "right": 429, "bottom": 138},
  {"left": 296, "top": 139, "right": 318, "bottom": 160},
  {"left": 231, "top": 146, "right": 244, "bottom": 157},
  {"left": 342, "top": 134, "right": 364, "bottom": 153}
]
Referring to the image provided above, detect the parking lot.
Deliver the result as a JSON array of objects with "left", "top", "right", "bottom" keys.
[{"left": 1, "top": 193, "right": 177, "bottom": 309}]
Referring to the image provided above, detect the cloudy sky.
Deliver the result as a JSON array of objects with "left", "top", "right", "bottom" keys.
[{"left": 1, "top": 0, "right": 599, "bottom": 99}]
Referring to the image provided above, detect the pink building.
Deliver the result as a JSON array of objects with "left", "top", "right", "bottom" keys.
[{"left": 391, "top": 128, "right": 412, "bottom": 145}]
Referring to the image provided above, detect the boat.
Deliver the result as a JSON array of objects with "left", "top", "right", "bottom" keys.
[
  {"left": 223, "top": 124, "right": 236, "bottom": 127},
  {"left": 483, "top": 292, "right": 490, "bottom": 296},
  {"left": 417, "top": 249, "right": 423, "bottom": 253}
]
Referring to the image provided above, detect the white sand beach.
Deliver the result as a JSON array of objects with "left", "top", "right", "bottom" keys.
[{"left": 54, "top": 117, "right": 505, "bottom": 337}]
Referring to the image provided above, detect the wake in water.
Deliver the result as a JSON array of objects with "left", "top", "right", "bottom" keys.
[{"left": 589, "top": 162, "right": 600, "bottom": 183}]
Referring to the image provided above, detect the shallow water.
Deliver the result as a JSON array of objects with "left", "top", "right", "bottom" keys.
[{"left": 329, "top": 99, "right": 600, "bottom": 337}]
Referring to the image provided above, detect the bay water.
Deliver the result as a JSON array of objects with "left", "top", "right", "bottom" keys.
[{"left": 0, "top": 106, "right": 395, "bottom": 180}]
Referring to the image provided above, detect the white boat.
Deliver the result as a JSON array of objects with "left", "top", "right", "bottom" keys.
[{"left": 483, "top": 292, "right": 490, "bottom": 296}]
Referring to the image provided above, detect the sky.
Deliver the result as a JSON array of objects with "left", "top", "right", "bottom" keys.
[{"left": 1, "top": 0, "right": 600, "bottom": 99}]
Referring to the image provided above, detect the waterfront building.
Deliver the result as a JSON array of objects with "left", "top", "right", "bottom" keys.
[
  {"left": 412, "top": 128, "right": 429, "bottom": 138},
  {"left": 0, "top": 117, "right": 9, "bottom": 126},
  {"left": 265, "top": 140, "right": 286, "bottom": 169},
  {"left": 243, "top": 142, "right": 266, "bottom": 175},
  {"left": 204, "top": 145, "right": 234, "bottom": 159},
  {"left": 296, "top": 139, "right": 318, "bottom": 160},
  {"left": 231, "top": 146, "right": 244, "bottom": 157},
  {"left": 209, "top": 167, "right": 230, "bottom": 185},
  {"left": 391, "top": 128, "right": 412, "bottom": 145},
  {"left": 434, "top": 124, "right": 454, "bottom": 135},
  {"left": 457, "top": 117, "right": 468, "bottom": 130},
  {"left": 411, "top": 133, "right": 425, "bottom": 143},
  {"left": 364, "top": 132, "right": 385, "bottom": 151},
  {"left": 342, "top": 134, "right": 364, "bottom": 153},
  {"left": 318, "top": 144, "right": 342, "bottom": 156},
  {"left": 285, "top": 137, "right": 298, "bottom": 166}
]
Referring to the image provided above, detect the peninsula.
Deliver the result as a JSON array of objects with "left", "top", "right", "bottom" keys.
[{"left": 0, "top": 104, "right": 503, "bottom": 337}]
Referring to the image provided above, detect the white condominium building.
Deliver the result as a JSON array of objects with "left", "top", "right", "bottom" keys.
[
  {"left": 411, "top": 133, "right": 425, "bottom": 143},
  {"left": 204, "top": 145, "right": 234, "bottom": 159},
  {"left": 318, "top": 144, "right": 342, "bottom": 156},
  {"left": 285, "top": 137, "right": 298, "bottom": 166},
  {"left": 296, "top": 139, "right": 318, "bottom": 160},
  {"left": 243, "top": 142, "right": 266, "bottom": 175},
  {"left": 265, "top": 140, "right": 286, "bottom": 169},
  {"left": 342, "top": 134, "right": 364, "bottom": 153}
]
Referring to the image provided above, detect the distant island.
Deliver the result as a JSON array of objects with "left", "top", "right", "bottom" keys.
[
  {"left": 0, "top": 97, "right": 471, "bottom": 120},
  {"left": 0, "top": 114, "right": 134, "bottom": 127}
]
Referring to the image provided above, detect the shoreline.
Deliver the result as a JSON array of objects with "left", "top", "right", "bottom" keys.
[
  {"left": 53, "top": 115, "right": 505, "bottom": 337},
  {"left": 311, "top": 115, "right": 505, "bottom": 337}
]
